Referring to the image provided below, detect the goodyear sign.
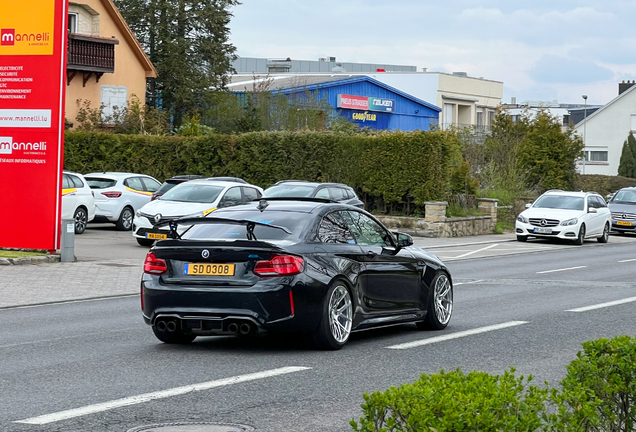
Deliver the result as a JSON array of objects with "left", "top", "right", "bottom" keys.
[{"left": 337, "top": 94, "right": 395, "bottom": 113}]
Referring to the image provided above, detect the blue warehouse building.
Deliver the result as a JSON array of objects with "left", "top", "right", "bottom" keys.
[{"left": 229, "top": 75, "right": 441, "bottom": 131}]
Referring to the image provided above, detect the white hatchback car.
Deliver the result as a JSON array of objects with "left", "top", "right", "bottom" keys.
[
  {"left": 516, "top": 190, "right": 611, "bottom": 245},
  {"left": 132, "top": 179, "right": 263, "bottom": 246},
  {"left": 61, "top": 171, "right": 96, "bottom": 234},
  {"left": 84, "top": 172, "right": 162, "bottom": 231}
]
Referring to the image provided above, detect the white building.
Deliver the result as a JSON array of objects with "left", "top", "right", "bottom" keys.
[{"left": 573, "top": 83, "right": 636, "bottom": 175}]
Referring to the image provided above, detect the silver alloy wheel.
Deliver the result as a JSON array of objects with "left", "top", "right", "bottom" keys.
[
  {"left": 121, "top": 208, "right": 133, "bottom": 229},
  {"left": 74, "top": 208, "right": 87, "bottom": 233},
  {"left": 433, "top": 274, "right": 453, "bottom": 325},
  {"left": 329, "top": 285, "right": 352, "bottom": 343}
]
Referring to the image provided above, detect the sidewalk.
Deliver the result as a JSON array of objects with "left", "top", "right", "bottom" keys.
[{"left": 0, "top": 232, "right": 517, "bottom": 310}]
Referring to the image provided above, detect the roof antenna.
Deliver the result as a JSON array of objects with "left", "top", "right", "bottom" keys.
[{"left": 257, "top": 199, "right": 269, "bottom": 212}]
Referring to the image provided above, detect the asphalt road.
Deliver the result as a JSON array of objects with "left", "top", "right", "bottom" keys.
[{"left": 1, "top": 232, "right": 636, "bottom": 432}]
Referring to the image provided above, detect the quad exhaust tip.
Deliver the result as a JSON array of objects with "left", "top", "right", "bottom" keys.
[
  {"left": 156, "top": 320, "right": 167, "bottom": 331},
  {"left": 166, "top": 321, "right": 177, "bottom": 332},
  {"left": 228, "top": 323, "right": 239, "bottom": 333},
  {"left": 239, "top": 323, "right": 252, "bottom": 335}
]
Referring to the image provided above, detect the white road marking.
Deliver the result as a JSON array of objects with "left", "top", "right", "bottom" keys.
[
  {"left": 566, "top": 296, "right": 636, "bottom": 312},
  {"left": 536, "top": 266, "right": 587, "bottom": 274},
  {"left": 618, "top": 258, "right": 636, "bottom": 263},
  {"left": 14, "top": 366, "right": 311, "bottom": 425},
  {"left": 453, "top": 279, "right": 484, "bottom": 286},
  {"left": 386, "top": 321, "right": 529, "bottom": 350},
  {"left": 451, "top": 244, "right": 499, "bottom": 259}
]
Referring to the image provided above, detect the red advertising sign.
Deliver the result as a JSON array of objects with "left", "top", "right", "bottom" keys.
[
  {"left": 337, "top": 94, "right": 369, "bottom": 110},
  {"left": 0, "top": 0, "right": 67, "bottom": 250}
]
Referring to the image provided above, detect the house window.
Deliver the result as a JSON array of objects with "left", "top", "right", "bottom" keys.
[
  {"left": 584, "top": 151, "right": 608, "bottom": 162},
  {"left": 100, "top": 85, "right": 128, "bottom": 121},
  {"left": 476, "top": 109, "right": 484, "bottom": 127},
  {"left": 443, "top": 103, "right": 454, "bottom": 129},
  {"left": 631, "top": 114, "right": 636, "bottom": 131},
  {"left": 68, "top": 13, "right": 79, "bottom": 33},
  {"left": 487, "top": 109, "right": 495, "bottom": 126}
]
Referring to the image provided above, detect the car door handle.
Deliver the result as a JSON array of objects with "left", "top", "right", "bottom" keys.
[{"left": 366, "top": 250, "right": 377, "bottom": 258}]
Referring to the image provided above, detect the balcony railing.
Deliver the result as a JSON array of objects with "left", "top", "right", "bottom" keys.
[{"left": 67, "top": 33, "right": 118, "bottom": 74}]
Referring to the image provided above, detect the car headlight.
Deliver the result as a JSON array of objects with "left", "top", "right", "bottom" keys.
[
  {"left": 560, "top": 218, "right": 578, "bottom": 226},
  {"left": 517, "top": 215, "right": 529, "bottom": 223}
]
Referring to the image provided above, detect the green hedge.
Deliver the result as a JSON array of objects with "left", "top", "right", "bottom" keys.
[
  {"left": 351, "top": 335, "right": 636, "bottom": 432},
  {"left": 64, "top": 130, "right": 461, "bottom": 213},
  {"left": 574, "top": 174, "right": 636, "bottom": 197}
]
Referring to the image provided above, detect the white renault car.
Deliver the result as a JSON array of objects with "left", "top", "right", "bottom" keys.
[
  {"left": 84, "top": 172, "right": 162, "bottom": 230},
  {"left": 61, "top": 171, "right": 95, "bottom": 234},
  {"left": 132, "top": 179, "right": 263, "bottom": 246},
  {"left": 516, "top": 190, "right": 611, "bottom": 245}
]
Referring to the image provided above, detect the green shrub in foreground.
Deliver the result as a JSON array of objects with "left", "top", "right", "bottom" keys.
[
  {"left": 556, "top": 335, "right": 636, "bottom": 432},
  {"left": 350, "top": 368, "right": 549, "bottom": 432}
]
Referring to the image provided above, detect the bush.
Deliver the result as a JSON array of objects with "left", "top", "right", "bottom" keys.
[
  {"left": 350, "top": 368, "right": 549, "bottom": 432},
  {"left": 574, "top": 175, "right": 636, "bottom": 198},
  {"left": 64, "top": 129, "right": 462, "bottom": 215},
  {"left": 556, "top": 335, "right": 636, "bottom": 432}
]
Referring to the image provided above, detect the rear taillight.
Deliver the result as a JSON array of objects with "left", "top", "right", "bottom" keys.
[
  {"left": 144, "top": 252, "right": 167, "bottom": 275},
  {"left": 101, "top": 191, "right": 122, "bottom": 198},
  {"left": 254, "top": 255, "right": 304, "bottom": 277},
  {"left": 140, "top": 282, "right": 145, "bottom": 310}
]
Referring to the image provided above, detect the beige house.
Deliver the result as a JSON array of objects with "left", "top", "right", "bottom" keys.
[{"left": 65, "top": 0, "right": 156, "bottom": 125}]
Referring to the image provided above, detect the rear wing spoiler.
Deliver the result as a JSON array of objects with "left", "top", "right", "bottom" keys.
[{"left": 153, "top": 216, "right": 292, "bottom": 241}]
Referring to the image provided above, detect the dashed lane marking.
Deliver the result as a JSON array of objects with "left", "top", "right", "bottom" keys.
[
  {"left": 618, "top": 258, "right": 636, "bottom": 263},
  {"left": 14, "top": 366, "right": 311, "bottom": 425},
  {"left": 385, "top": 321, "right": 529, "bottom": 350},
  {"left": 536, "top": 266, "right": 587, "bottom": 274},
  {"left": 565, "top": 296, "right": 636, "bottom": 312}
]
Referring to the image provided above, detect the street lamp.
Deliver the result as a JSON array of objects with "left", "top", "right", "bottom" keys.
[{"left": 582, "top": 95, "right": 588, "bottom": 175}]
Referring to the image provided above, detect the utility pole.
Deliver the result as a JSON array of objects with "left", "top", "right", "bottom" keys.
[{"left": 582, "top": 95, "right": 588, "bottom": 175}]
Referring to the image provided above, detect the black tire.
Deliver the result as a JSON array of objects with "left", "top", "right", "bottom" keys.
[
  {"left": 517, "top": 235, "right": 527, "bottom": 242},
  {"left": 116, "top": 206, "right": 134, "bottom": 231},
  {"left": 597, "top": 223, "right": 609, "bottom": 243},
  {"left": 73, "top": 207, "right": 88, "bottom": 234},
  {"left": 137, "top": 238, "right": 155, "bottom": 247},
  {"left": 152, "top": 322, "right": 197, "bottom": 344},
  {"left": 417, "top": 272, "right": 453, "bottom": 330},
  {"left": 310, "top": 281, "right": 353, "bottom": 350},
  {"left": 574, "top": 224, "right": 586, "bottom": 245}
]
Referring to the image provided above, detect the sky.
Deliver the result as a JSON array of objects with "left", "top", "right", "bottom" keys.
[{"left": 229, "top": 0, "right": 636, "bottom": 106}]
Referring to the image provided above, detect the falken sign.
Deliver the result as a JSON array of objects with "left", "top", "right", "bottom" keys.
[{"left": 337, "top": 94, "right": 395, "bottom": 113}]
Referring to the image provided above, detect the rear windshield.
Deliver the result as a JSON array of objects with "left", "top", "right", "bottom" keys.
[
  {"left": 182, "top": 210, "right": 309, "bottom": 241},
  {"left": 85, "top": 177, "right": 117, "bottom": 189},
  {"left": 161, "top": 184, "right": 224, "bottom": 203},
  {"left": 533, "top": 195, "right": 584, "bottom": 211},
  {"left": 155, "top": 182, "right": 178, "bottom": 195},
  {"left": 264, "top": 184, "right": 316, "bottom": 198},
  {"left": 611, "top": 190, "right": 636, "bottom": 204}
]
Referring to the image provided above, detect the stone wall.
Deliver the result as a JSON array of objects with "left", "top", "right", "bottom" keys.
[{"left": 375, "top": 199, "right": 499, "bottom": 238}]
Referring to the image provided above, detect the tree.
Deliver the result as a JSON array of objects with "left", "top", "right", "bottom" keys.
[
  {"left": 113, "top": 0, "right": 240, "bottom": 127},
  {"left": 618, "top": 137, "right": 635, "bottom": 178},
  {"left": 517, "top": 110, "right": 584, "bottom": 191}
]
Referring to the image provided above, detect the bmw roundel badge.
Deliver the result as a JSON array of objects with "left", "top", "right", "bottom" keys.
[{"left": 201, "top": 249, "right": 210, "bottom": 259}]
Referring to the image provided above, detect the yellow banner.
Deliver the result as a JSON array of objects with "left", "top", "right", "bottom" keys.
[{"left": 0, "top": 0, "right": 55, "bottom": 55}]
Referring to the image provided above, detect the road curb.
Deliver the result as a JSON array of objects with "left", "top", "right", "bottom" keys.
[
  {"left": 424, "top": 238, "right": 517, "bottom": 249},
  {"left": 0, "top": 293, "right": 139, "bottom": 311},
  {"left": 0, "top": 255, "right": 60, "bottom": 266}
]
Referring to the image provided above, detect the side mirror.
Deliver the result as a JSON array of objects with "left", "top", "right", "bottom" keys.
[
  {"left": 395, "top": 232, "right": 414, "bottom": 248},
  {"left": 588, "top": 207, "right": 598, "bottom": 214},
  {"left": 525, "top": 203, "right": 532, "bottom": 209}
]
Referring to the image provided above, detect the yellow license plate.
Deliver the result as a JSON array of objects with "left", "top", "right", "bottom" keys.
[
  {"left": 146, "top": 232, "right": 168, "bottom": 240},
  {"left": 617, "top": 221, "right": 632, "bottom": 226},
  {"left": 184, "top": 263, "right": 235, "bottom": 276}
]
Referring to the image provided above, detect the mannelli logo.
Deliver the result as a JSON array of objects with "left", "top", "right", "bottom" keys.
[
  {"left": 1, "top": 29, "right": 15, "bottom": 46},
  {"left": 0, "top": 137, "right": 48, "bottom": 155}
]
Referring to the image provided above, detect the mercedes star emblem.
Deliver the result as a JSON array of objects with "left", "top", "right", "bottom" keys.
[
  {"left": 540, "top": 219, "right": 547, "bottom": 226},
  {"left": 154, "top": 213, "right": 162, "bottom": 224},
  {"left": 201, "top": 249, "right": 210, "bottom": 259},
  {"left": 623, "top": 214, "right": 627, "bottom": 219}
]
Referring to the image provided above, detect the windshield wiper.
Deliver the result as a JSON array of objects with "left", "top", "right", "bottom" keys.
[{"left": 152, "top": 216, "right": 291, "bottom": 240}]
